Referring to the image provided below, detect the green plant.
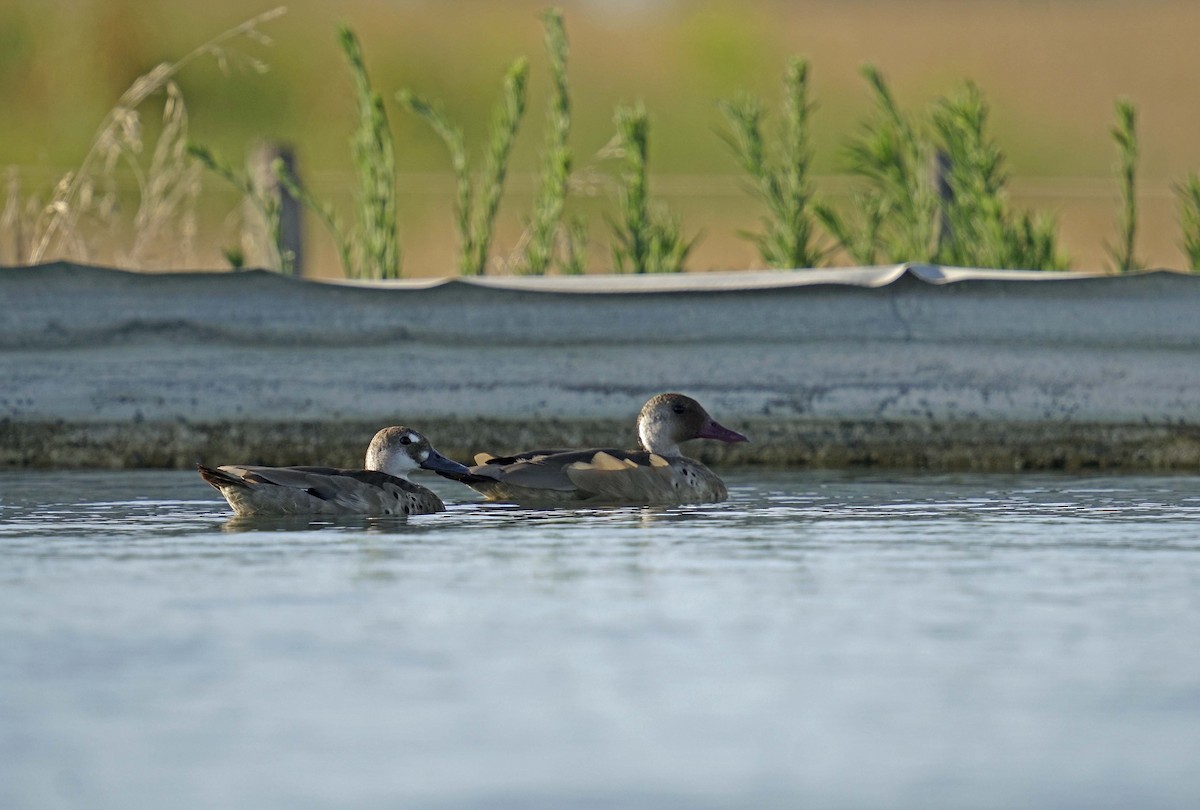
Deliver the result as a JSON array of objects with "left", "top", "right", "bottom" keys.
[
  {"left": 816, "top": 65, "right": 939, "bottom": 265},
  {"left": 187, "top": 142, "right": 295, "bottom": 274},
  {"left": 338, "top": 24, "right": 399, "bottom": 279},
  {"left": 222, "top": 244, "right": 246, "bottom": 270},
  {"left": 559, "top": 216, "right": 589, "bottom": 274},
  {"left": 930, "top": 82, "right": 1064, "bottom": 270},
  {"left": 512, "top": 8, "right": 585, "bottom": 275},
  {"left": 1176, "top": 172, "right": 1200, "bottom": 272},
  {"left": 24, "top": 7, "right": 285, "bottom": 268},
  {"left": 202, "top": 24, "right": 401, "bottom": 279},
  {"left": 719, "top": 56, "right": 824, "bottom": 268},
  {"left": 1108, "top": 99, "right": 1141, "bottom": 274},
  {"left": 610, "top": 103, "right": 698, "bottom": 274},
  {"left": 817, "top": 67, "right": 1064, "bottom": 270},
  {"left": 399, "top": 58, "right": 529, "bottom": 276}
]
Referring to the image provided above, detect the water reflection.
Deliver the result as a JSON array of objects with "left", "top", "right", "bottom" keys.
[{"left": 220, "top": 512, "right": 413, "bottom": 534}]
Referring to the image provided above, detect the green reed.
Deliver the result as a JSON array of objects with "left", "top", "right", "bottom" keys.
[
  {"left": 1176, "top": 173, "right": 1200, "bottom": 273},
  {"left": 1108, "top": 99, "right": 1141, "bottom": 274},
  {"left": 511, "top": 8, "right": 585, "bottom": 275},
  {"left": 266, "top": 24, "right": 401, "bottom": 279},
  {"left": 719, "top": 57, "right": 824, "bottom": 268},
  {"left": 187, "top": 142, "right": 294, "bottom": 275},
  {"left": 931, "top": 82, "right": 1064, "bottom": 270},
  {"left": 399, "top": 58, "right": 528, "bottom": 276},
  {"left": 610, "top": 103, "right": 697, "bottom": 274},
  {"left": 825, "top": 65, "right": 938, "bottom": 265},
  {"left": 816, "top": 66, "right": 1063, "bottom": 270},
  {"left": 339, "top": 24, "right": 400, "bottom": 279}
]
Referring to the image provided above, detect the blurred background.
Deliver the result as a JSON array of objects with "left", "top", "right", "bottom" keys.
[{"left": 2, "top": 0, "right": 1199, "bottom": 276}]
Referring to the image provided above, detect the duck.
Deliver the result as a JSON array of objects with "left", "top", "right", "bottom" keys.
[
  {"left": 439, "top": 393, "right": 749, "bottom": 506},
  {"left": 197, "top": 426, "right": 469, "bottom": 517}
]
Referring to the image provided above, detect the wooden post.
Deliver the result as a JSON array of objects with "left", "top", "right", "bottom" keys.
[
  {"left": 3, "top": 167, "right": 24, "bottom": 265},
  {"left": 932, "top": 147, "right": 953, "bottom": 258}
]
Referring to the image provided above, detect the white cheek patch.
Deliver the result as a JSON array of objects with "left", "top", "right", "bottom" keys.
[{"left": 419, "top": 450, "right": 430, "bottom": 462}]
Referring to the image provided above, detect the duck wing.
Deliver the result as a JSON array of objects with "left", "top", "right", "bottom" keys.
[
  {"left": 466, "top": 449, "right": 575, "bottom": 466},
  {"left": 199, "top": 464, "right": 444, "bottom": 515},
  {"left": 466, "top": 449, "right": 613, "bottom": 492},
  {"left": 560, "top": 450, "right": 687, "bottom": 504},
  {"left": 448, "top": 448, "right": 709, "bottom": 505}
]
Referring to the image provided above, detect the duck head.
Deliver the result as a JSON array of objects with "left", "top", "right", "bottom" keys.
[
  {"left": 636, "top": 393, "right": 749, "bottom": 457},
  {"left": 365, "top": 426, "right": 470, "bottom": 480}
]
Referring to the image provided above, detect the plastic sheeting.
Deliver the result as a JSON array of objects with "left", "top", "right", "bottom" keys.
[{"left": 3, "top": 262, "right": 1199, "bottom": 469}]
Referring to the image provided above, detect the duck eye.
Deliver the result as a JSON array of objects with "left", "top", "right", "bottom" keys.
[
  {"left": 400, "top": 435, "right": 412, "bottom": 445},
  {"left": 672, "top": 404, "right": 686, "bottom": 415}
]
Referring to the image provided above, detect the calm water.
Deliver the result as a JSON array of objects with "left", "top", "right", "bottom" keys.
[{"left": 2, "top": 469, "right": 1199, "bottom": 810}]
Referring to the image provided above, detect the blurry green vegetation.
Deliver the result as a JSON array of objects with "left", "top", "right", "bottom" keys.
[
  {"left": 337, "top": 24, "right": 400, "bottom": 280},
  {"left": 14, "top": 7, "right": 283, "bottom": 269},
  {"left": 1176, "top": 174, "right": 1200, "bottom": 273},
  {"left": 814, "top": 67, "right": 1065, "bottom": 270},
  {"left": 931, "top": 82, "right": 1064, "bottom": 271},
  {"left": 719, "top": 57, "right": 825, "bottom": 269},
  {"left": 815, "top": 65, "right": 938, "bottom": 265},
  {"left": 513, "top": 8, "right": 582, "bottom": 276},
  {"left": 5, "top": 1, "right": 1197, "bottom": 179},
  {"left": 1108, "top": 100, "right": 1142, "bottom": 274},
  {"left": 187, "top": 142, "right": 295, "bottom": 275},
  {"left": 3, "top": 1, "right": 1200, "bottom": 273},
  {"left": 610, "top": 103, "right": 698, "bottom": 274},
  {"left": 275, "top": 25, "right": 401, "bottom": 279},
  {"left": 399, "top": 59, "right": 528, "bottom": 276}
]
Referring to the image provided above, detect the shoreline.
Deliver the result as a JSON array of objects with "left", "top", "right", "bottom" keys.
[{"left": 4, "top": 262, "right": 1199, "bottom": 471}]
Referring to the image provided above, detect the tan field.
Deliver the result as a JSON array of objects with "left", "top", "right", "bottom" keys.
[{"left": 2, "top": 0, "right": 1198, "bottom": 274}]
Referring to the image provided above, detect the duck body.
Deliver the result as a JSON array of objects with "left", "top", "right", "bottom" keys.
[
  {"left": 197, "top": 464, "right": 448, "bottom": 516},
  {"left": 198, "top": 426, "right": 468, "bottom": 517},
  {"left": 441, "top": 393, "right": 748, "bottom": 506},
  {"left": 454, "top": 447, "right": 730, "bottom": 506}
]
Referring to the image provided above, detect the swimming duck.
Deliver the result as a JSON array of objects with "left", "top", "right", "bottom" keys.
[
  {"left": 440, "top": 393, "right": 749, "bottom": 505},
  {"left": 197, "top": 426, "right": 469, "bottom": 516}
]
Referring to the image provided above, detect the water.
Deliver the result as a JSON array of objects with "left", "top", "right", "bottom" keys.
[{"left": 2, "top": 469, "right": 1199, "bottom": 810}]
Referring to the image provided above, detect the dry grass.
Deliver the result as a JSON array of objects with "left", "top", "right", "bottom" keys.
[{"left": 3, "top": 6, "right": 284, "bottom": 269}]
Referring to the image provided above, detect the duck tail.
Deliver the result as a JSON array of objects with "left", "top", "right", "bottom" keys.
[{"left": 196, "top": 463, "right": 247, "bottom": 491}]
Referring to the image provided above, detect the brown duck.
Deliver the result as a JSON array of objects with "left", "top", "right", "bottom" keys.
[
  {"left": 198, "top": 426, "right": 469, "bottom": 517},
  {"left": 440, "top": 393, "right": 749, "bottom": 506}
]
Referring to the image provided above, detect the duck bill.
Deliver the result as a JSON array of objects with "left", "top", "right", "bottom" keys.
[
  {"left": 698, "top": 418, "right": 749, "bottom": 444},
  {"left": 420, "top": 448, "right": 471, "bottom": 476}
]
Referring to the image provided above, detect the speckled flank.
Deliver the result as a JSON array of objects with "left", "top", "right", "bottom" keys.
[{"left": 206, "top": 468, "right": 443, "bottom": 517}]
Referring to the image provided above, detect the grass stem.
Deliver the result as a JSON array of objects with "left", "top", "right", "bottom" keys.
[
  {"left": 513, "top": 8, "right": 579, "bottom": 275},
  {"left": 720, "top": 57, "right": 824, "bottom": 268},
  {"left": 1108, "top": 99, "right": 1141, "bottom": 274},
  {"left": 28, "top": 7, "right": 286, "bottom": 266},
  {"left": 610, "top": 103, "right": 697, "bottom": 273},
  {"left": 1176, "top": 173, "right": 1200, "bottom": 273},
  {"left": 400, "top": 57, "right": 528, "bottom": 275}
]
